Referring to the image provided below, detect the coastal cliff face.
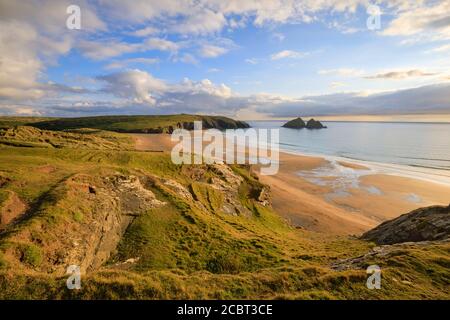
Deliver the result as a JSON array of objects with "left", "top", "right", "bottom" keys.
[
  {"left": 361, "top": 204, "right": 450, "bottom": 245},
  {"left": 282, "top": 117, "right": 327, "bottom": 129},
  {"left": 0, "top": 123, "right": 448, "bottom": 300}
]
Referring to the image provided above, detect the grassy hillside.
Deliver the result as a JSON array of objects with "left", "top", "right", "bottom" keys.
[
  {"left": 0, "top": 127, "right": 448, "bottom": 299},
  {"left": 0, "top": 126, "right": 134, "bottom": 149},
  {"left": 0, "top": 115, "right": 250, "bottom": 133},
  {"left": 0, "top": 117, "right": 56, "bottom": 128}
]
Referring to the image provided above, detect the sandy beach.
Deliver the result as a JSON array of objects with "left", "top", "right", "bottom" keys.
[{"left": 133, "top": 133, "right": 450, "bottom": 235}]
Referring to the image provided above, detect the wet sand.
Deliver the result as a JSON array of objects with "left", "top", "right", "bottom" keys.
[
  {"left": 258, "top": 152, "right": 450, "bottom": 235},
  {"left": 133, "top": 133, "right": 450, "bottom": 235}
]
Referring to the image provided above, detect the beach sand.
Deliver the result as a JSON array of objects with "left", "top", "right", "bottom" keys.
[
  {"left": 258, "top": 153, "right": 450, "bottom": 235},
  {"left": 133, "top": 133, "right": 450, "bottom": 235}
]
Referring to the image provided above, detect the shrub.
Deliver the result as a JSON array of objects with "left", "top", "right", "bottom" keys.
[{"left": 21, "top": 244, "right": 43, "bottom": 267}]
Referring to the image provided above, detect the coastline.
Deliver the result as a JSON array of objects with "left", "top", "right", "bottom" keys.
[
  {"left": 133, "top": 133, "right": 450, "bottom": 235},
  {"left": 257, "top": 151, "right": 450, "bottom": 235},
  {"left": 278, "top": 148, "right": 450, "bottom": 187}
]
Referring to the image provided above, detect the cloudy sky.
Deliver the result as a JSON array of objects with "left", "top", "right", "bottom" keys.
[{"left": 1, "top": 0, "right": 450, "bottom": 119}]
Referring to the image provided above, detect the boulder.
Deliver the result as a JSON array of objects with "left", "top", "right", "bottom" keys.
[{"left": 361, "top": 204, "right": 450, "bottom": 245}]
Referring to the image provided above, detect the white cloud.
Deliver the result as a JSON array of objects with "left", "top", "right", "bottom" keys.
[
  {"left": 0, "top": 0, "right": 104, "bottom": 100},
  {"left": 145, "top": 37, "right": 180, "bottom": 52},
  {"left": 364, "top": 69, "right": 437, "bottom": 80},
  {"left": 253, "top": 83, "right": 450, "bottom": 117},
  {"left": 382, "top": 1, "right": 450, "bottom": 40},
  {"left": 330, "top": 82, "right": 346, "bottom": 88},
  {"left": 199, "top": 44, "right": 228, "bottom": 58},
  {"left": 318, "top": 68, "right": 365, "bottom": 76},
  {"left": 172, "top": 53, "right": 199, "bottom": 65},
  {"left": 105, "top": 58, "right": 160, "bottom": 70},
  {"left": 131, "top": 26, "right": 159, "bottom": 37},
  {"left": 98, "top": 69, "right": 167, "bottom": 104},
  {"left": 79, "top": 37, "right": 179, "bottom": 61},
  {"left": 270, "top": 50, "right": 308, "bottom": 60},
  {"left": 79, "top": 39, "right": 141, "bottom": 60},
  {"left": 245, "top": 58, "right": 260, "bottom": 65},
  {"left": 0, "top": 104, "right": 42, "bottom": 116},
  {"left": 95, "top": 71, "right": 243, "bottom": 114},
  {"left": 425, "top": 44, "right": 450, "bottom": 53},
  {"left": 170, "top": 8, "right": 227, "bottom": 35}
]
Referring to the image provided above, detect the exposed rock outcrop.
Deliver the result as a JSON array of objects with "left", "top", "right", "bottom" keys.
[
  {"left": 361, "top": 204, "right": 450, "bottom": 245},
  {"left": 282, "top": 117, "right": 326, "bottom": 129},
  {"left": 306, "top": 118, "right": 327, "bottom": 129},
  {"left": 4, "top": 173, "right": 166, "bottom": 274},
  {"left": 282, "top": 117, "right": 306, "bottom": 129},
  {"left": 332, "top": 238, "right": 449, "bottom": 271}
]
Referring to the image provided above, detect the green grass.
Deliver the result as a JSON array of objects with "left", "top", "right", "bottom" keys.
[
  {"left": 190, "top": 182, "right": 224, "bottom": 213},
  {"left": 0, "top": 125, "right": 448, "bottom": 299},
  {"left": 0, "top": 115, "right": 249, "bottom": 133},
  {"left": 0, "top": 117, "right": 56, "bottom": 128},
  {"left": 0, "top": 126, "right": 134, "bottom": 150},
  {"left": 20, "top": 244, "right": 43, "bottom": 267}
]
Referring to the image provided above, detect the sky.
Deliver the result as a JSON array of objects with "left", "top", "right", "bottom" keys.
[{"left": 0, "top": 0, "right": 450, "bottom": 120}]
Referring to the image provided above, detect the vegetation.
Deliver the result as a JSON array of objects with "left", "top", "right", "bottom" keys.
[
  {"left": 0, "top": 117, "right": 56, "bottom": 128},
  {"left": 0, "top": 123, "right": 447, "bottom": 299},
  {"left": 0, "top": 126, "right": 134, "bottom": 150},
  {"left": 0, "top": 115, "right": 249, "bottom": 133}
]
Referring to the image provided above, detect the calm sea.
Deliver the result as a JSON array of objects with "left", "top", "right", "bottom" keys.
[{"left": 248, "top": 121, "right": 450, "bottom": 173}]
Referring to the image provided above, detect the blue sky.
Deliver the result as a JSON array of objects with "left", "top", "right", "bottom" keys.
[{"left": 1, "top": 0, "right": 450, "bottom": 119}]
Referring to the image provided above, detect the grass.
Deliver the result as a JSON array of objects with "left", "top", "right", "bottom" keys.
[
  {"left": 20, "top": 244, "right": 43, "bottom": 267},
  {"left": 0, "top": 115, "right": 249, "bottom": 133},
  {"left": 0, "top": 125, "right": 448, "bottom": 299},
  {"left": 0, "top": 117, "right": 56, "bottom": 128},
  {"left": 190, "top": 182, "right": 224, "bottom": 213},
  {"left": 0, "top": 126, "right": 134, "bottom": 150}
]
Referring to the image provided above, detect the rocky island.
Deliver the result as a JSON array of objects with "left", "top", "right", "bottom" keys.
[{"left": 282, "top": 117, "right": 327, "bottom": 129}]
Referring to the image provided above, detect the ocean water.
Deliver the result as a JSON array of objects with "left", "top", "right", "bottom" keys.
[{"left": 247, "top": 121, "right": 450, "bottom": 185}]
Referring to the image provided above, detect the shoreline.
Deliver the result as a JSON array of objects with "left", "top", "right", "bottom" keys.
[
  {"left": 133, "top": 133, "right": 450, "bottom": 235},
  {"left": 257, "top": 151, "right": 450, "bottom": 235},
  {"left": 278, "top": 148, "right": 450, "bottom": 187}
]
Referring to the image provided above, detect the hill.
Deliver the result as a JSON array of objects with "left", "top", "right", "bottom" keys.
[
  {"left": 4, "top": 115, "right": 250, "bottom": 133},
  {"left": 0, "top": 117, "right": 56, "bottom": 128},
  {"left": 0, "top": 126, "right": 448, "bottom": 299},
  {"left": 0, "top": 126, "right": 134, "bottom": 150}
]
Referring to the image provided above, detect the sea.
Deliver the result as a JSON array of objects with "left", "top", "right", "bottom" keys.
[{"left": 247, "top": 120, "right": 450, "bottom": 186}]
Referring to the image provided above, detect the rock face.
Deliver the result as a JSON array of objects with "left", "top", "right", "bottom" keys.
[
  {"left": 361, "top": 204, "right": 450, "bottom": 245},
  {"left": 282, "top": 117, "right": 326, "bottom": 129},
  {"left": 306, "top": 118, "right": 326, "bottom": 129},
  {"left": 282, "top": 117, "right": 306, "bottom": 129}
]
